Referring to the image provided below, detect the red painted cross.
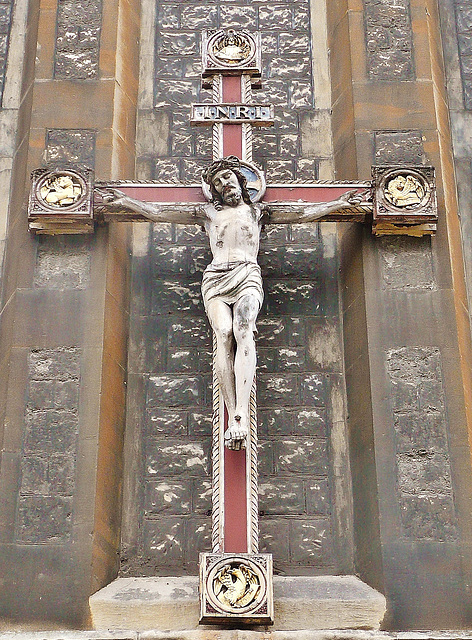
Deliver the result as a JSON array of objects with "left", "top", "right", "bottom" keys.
[{"left": 98, "top": 71, "right": 369, "bottom": 558}]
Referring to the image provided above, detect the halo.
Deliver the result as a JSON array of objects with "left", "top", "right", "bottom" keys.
[{"left": 201, "top": 160, "right": 266, "bottom": 203}]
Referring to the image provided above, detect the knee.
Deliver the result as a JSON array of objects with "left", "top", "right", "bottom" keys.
[
  {"left": 233, "top": 317, "right": 255, "bottom": 344},
  {"left": 215, "top": 325, "right": 233, "bottom": 347}
]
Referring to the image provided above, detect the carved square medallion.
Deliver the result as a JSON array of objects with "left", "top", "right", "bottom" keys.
[
  {"left": 28, "top": 166, "right": 95, "bottom": 234},
  {"left": 199, "top": 553, "right": 273, "bottom": 624},
  {"left": 372, "top": 165, "right": 438, "bottom": 233}
]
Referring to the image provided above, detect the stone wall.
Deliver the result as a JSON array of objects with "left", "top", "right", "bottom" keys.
[{"left": 121, "top": 0, "right": 353, "bottom": 576}]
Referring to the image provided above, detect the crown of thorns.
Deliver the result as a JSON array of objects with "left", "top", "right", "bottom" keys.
[{"left": 202, "top": 156, "right": 245, "bottom": 186}]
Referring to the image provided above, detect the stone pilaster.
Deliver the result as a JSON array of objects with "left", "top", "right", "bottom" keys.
[
  {"left": 0, "top": 0, "right": 139, "bottom": 625},
  {"left": 330, "top": 0, "right": 472, "bottom": 628}
]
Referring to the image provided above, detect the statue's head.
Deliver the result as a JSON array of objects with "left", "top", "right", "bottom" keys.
[{"left": 203, "top": 156, "right": 252, "bottom": 209}]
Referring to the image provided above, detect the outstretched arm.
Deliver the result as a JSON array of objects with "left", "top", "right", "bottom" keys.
[
  {"left": 267, "top": 190, "right": 368, "bottom": 224},
  {"left": 100, "top": 188, "right": 205, "bottom": 225}
]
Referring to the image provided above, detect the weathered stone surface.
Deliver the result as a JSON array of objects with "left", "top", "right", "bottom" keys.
[
  {"left": 374, "top": 130, "right": 424, "bottom": 165},
  {"left": 16, "top": 496, "right": 73, "bottom": 543},
  {"left": 145, "top": 407, "right": 187, "bottom": 436},
  {"left": 0, "top": 0, "right": 13, "bottom": 103},
  {"left": 89, "top": 575, "right": 386, "bottom": 632},
  {"left": 147, "top": 375, "right": 203, "bottom": 407},
  {"left": 379, "top": 237, "right": 435, "bottom": 290},
  {"left": 146, "top": 440, "right": 209, "bottom": 477},
  {"left": 16, "top": 347, "right": 80, "bottom": 542},
  {"left": 364, "top": 0, "right": 414, "bottom": 81},
  {"left": 259, "top": 480, "right": 305, "bottom": 515},
  {"left": 454, "top": 1, "right": 472, "bottom": 108},
  {"left": 35, "top": 239, "right": 91, "bottom": 289},
  {"left": 46, "top": 129, "right": 96, "bottom": 167},
  {"left": 54, "top": 0, "right": 102, "bottom": 79},
  {"left": 276, "top": 439, "right": 329, "bottom": 475},
  {"left": 144, "top": 481, "right": 192, "bottom": 515},
  {"left": 385, "top": 347, "right": 457, "bottom": 540}
]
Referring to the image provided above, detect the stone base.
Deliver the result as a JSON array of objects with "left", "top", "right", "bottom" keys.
[{"left": 89, "top": 575, "right": 386, "bottom": 632}]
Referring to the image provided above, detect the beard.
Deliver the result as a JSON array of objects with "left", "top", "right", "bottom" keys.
[{"left": 222, "top": 185, "right": 242, "bottom": 207}]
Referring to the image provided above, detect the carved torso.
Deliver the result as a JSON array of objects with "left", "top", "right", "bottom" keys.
[{"left": 202, "top": 202, "right": 263, "bottom": 266}]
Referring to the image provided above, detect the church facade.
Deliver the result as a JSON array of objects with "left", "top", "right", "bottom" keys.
[{"left": 1, "top": 0, "right": 472, "bottom": 633}]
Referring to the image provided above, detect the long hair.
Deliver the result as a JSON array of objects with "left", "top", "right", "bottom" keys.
[{"left": 202, "top": 156, "right": 252, "bottom": 209}]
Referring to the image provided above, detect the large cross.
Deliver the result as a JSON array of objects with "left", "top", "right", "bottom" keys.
[{"left": 27, "top": 28, "right": 437, "bottom": 625}]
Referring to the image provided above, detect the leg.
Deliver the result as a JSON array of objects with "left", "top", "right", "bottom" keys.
[
  {"left": 205, "top": 299, "right": 236, "bottom": 422},
  {"left": 227, "top": 294, "right": 260, "bottom": 450}
]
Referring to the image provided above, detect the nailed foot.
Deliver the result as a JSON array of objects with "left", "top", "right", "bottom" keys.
[{"left": 224, "top": 414, "right": 248, "bottom": 450}]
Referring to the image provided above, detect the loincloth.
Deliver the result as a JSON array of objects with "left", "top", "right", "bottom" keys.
[{"left": 201, "top": 261, "right": 264, "bottom": 310}]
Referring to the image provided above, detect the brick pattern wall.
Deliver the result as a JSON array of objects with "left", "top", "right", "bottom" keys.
[
  {"left": 46, "top": 129, "right": 96, "bottom": 168},
  {"left": 364, "top": 0, "right": 414, "bottom": 81},
  {"left": 0, "top": 0, "right": 14, "bottom": 103},
  {"left": 124, "top": 218, "right": 344, "bottom": 575},
  {"left": 54, "top": 0, "right": 102, "bottom": 79},
  {"left": 453, "top": 1, "right": 472, "bottom": 108},
  {"left": 386, "top": 348, "right": 457, "bottom": 541},
  {"left": 151, "top": 0, "right": 315, "bottom": 184},
  {"left": 16, "top": 348, "right": 80, "bottom": 542}
]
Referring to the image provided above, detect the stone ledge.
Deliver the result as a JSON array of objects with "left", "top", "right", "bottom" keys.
[
  {"left": 89, "top": 575, "right": 386, "bottom": 632},
  {"left": 4, "top": 631, "right": 472, "bottom": 640}
]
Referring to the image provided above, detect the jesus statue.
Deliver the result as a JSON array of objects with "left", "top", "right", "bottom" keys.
[{"left": 105, "top": 156, "right": 361, "bottom": 450}]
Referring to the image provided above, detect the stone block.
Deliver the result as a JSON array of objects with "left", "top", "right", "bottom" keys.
[
  {"left": 259, "top": 479, "right": 305, "bottom": 515},
  {"left": 146, "top": 439, "right": 209, "bottom": 477},
  {"left": 282, "top": 247, "right": 320, "bottom": 278},
  {"left": 386, "top": 347, "right": 442, "bottom": 383},
  {"left": 191, "top": 479, "right": 212, "bottom": 514},
  {"left": 142, "top": 518, "right": 185, "bottom": 565},
  {"left": 299, "top": 373, "right": 328, "bottom": 406},
  {"left": 24, "top": 409, "right": 78, "bottom": 454},
  {"left": 293, "top": 407, "right": 328, "bottom": 438},
  {"left": 267, "top": 56, "right": 311, "bottom": 79},
  {"left": 220, "top": 5, "right": 257, "bottom": 29},
  {"left": 28, "top": 347, "right": 80, "bottom": 381},
  {"left": 150, "top": 279, "right": 203, "bottom": 315},
  {"left": 306, "top": 478, "right": 331, "bottom": 515},
  {"left": 145, "top": 407, "right": 188, "bottom": 436},
  {"left": 265, "top": 280, "right": 321, "bottom": 315},
  {"left": 158, "top": 33, "right": 197, "bottom": 56},
  {"left": 144, "top": 481, "right": 192, "bottom": 515},
  {"left": 16, "top": 495, "right": 72, "bottom": 543},
  {"left": 258, "top": 374, "right": 298, "bottom": 406},
  {"left": 259, "top": 408, "right": 294, "bottom": 436},
  {"left": 188, "top": 411, "right": 212, "bottom": 436},
  {"left": 147, "top": 375, "right": 203, "bottom": 407},
  {"left": 259, "top": 518, "right": 290, "bottom": 561},
  {"left": 397, "top": 451, "right": 453, "bottom": 494},
  {"left": 259, "top": 6, "right": 292, "bottom": 30},
  {"left": 35, "top": 242, "right": 91, "bottom": 289},
  {"left": 393, "top": 411, "right": 448, "bottom": 453},
  {"left": 185, "top": 518, "right": 211, "bottom": 559},
  {"left": 168, "top": 349, "right": 212, "bottom": 374},
  {"left": 157, "top": 5, "right": 180, "bottom": 29},
  {"left": 258, "top": 347, "right": 306, "bottom": 373},
  {"left": 276, "top": 439, "right": 329, "bottom": 475},
  {"left": 27, "top": 380, "right": 79, "bottom": 410},
  {"left": 89, "top": 576, "right": 386, "bottom": 632},
  {"left": 374, "top": 130, "right": 424, "bottom": 165},
  {"left": 20, "top": 454, "right": 75, "bottom": 496},
  {"left": 399, "top": 492, "right": 458, "bottom": 541},
  {"left": 46, "top": 129, "right": 96, "bottom": 167},
  {"left": 379, "top": 236, "right": 435, "bottom": 290},
  {"left": 290, "top": 518, "right": 333, "bottom": 564},
  {"left": 152, "top": 245, "right": 187, "bottom": 275},
  {"left": 168, "top": 317, "right": 211, "bottom": 347},
  {"left": 181, "top": 5, "right": 217, "bottom": 30}
]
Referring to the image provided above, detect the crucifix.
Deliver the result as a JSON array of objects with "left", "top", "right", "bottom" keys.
[{"left": 27, "top": 28, "right": 437, "bottom": 625}]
